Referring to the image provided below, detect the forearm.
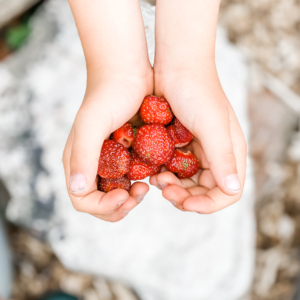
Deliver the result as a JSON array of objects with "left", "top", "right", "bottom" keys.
[
  {"left": 154, "top": 0, "right": 220, "bottom": 72},
  {"left": 68, "top": 0, "right": 151, "bottom": 82}
]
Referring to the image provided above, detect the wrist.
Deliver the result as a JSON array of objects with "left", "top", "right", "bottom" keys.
[
  {"left": 153, "top": 60, "right": 224, "bottom": 103},
  {"left": 154, "top": 0, "right": 220, "bottom": 77},
  {"left": 154, "top": 53, "right": 215, "bottom": 76},
  {"left": 69, "top": 0, "right": 152, "bottom": 84},
  {"left": 87, "top": 59, "right": 153, "bottom": 82},
  {"left": 86, "top": 66, "right": 154, "bottom": 97},
  {"left": 154, "top": 56, "right": 217, "bottom": 85}
]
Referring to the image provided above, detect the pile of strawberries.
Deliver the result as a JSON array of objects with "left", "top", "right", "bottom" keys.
[{"left": 97, "top": 95, "right": 200, "bottom": 192}]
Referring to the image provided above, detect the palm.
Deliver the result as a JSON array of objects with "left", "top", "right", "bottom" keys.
[
  {"left": 151, "top": 74, "right": 247, "bottom": 214},
  {"left": 63, "top": 73, "right": 153, "bottom": 222}
]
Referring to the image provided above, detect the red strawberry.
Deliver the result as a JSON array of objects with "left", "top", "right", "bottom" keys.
[
  {"left": 167, "top": 118, "right": 193, "bottom": 147},
  {"left": 113, "top": 122, "right": 134, "bottom": 148},
  {"left": 98, "top": 140, "right": 131, "bottom": 178},
  {"left": 166, "top": 125, "right": 176, "bottom": 142},
  {"left": 98, "top": 177, "right": 131, "bottom": 192},
  {"left": 133, "top": 124, "right": 174, "bottom": 165},
  {"left": 140, "top": 95, "right": 173, "bottom": 125},
  {"left": 127, "top": 152, "right": 161, "bottom": 180},
  {"left": 165, "top": 148, "right": 199, "bottom": 178}
]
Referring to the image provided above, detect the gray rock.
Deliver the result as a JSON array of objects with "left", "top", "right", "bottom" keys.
[{"left": 0, "top": 1, "right": 255, "bottom": 299}]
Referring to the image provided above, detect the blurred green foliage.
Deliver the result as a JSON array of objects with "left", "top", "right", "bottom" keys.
[{"left": 6, "top": 23, "right": 31, "bottom": 50}]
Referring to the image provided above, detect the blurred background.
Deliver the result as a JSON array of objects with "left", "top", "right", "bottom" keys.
[{"left": 0, "top": 0, "right": 300, "bottom": 299}]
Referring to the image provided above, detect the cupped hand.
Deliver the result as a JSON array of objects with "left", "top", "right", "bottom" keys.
[
  {"left": 63, "top": 71, "right": 153, "bottom": 221},
  {"left": 150, "top": 67, "right": 247, "bottom": 214}
]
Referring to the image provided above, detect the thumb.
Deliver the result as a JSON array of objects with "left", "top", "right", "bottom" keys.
[
  {"left": 193, "top": 103, "right": 241, "bottom": 196},
  {"left": 69, "top": 102, "right": 113, "bottom": 197}
]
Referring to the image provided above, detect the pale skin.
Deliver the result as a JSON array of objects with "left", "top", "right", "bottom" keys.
[{"left": 63, "top": 0, "right": 247, "bottom": 221}]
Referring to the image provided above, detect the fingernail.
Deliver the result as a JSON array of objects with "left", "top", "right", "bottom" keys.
[
  {"left": 121, "top": 209, "right": 131, "bottom": 217},
  {"left": 170, "top": 200, "right": 177, "bottom": 207},
  {"left": 136, "top": 194, "right": 146, "bottom": 203},
  {"left": 157, "top": 182, "right": 168, "bottom": 190},
  {"left": 117, "top": 198, "right": 127, "bottom": 208},
  {"left": 224, "top": 174, "right": 241, "bottom": 192},
  {"left": 69, "top": 174, "right": 87, "bottom": 193}
]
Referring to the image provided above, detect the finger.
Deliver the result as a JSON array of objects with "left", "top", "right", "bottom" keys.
[
  {"left": 187, "top": 141, "right": 209, "bottom": 169},
  {"left": 199, "top": 170, "right": 217, "bottom": 190},
  {"left": 192, "top": 101, "right": 243, "bottom": 196},
  {"left": 150, "top": 171, "right": 182, "bottom": 190},
  {"left": 150, "top": 171, "right": 199, "bottom": 190},
  {"left": 93, "top": 195, "right": 139, "bottom": 222},
  {"left": 162, "top": 184, "right": 191, "bottom": 209},
  {"left": 162, "top": 184, "right": 208, "bottom": 211},
  {"left": 63, "top": 126, "right": 77, "bottom": 193},
  {"left": 129, "top": 181, "right": 150, "bottom": 203},
  {"left": 71, "top": 188, "right": 129, "bottom": 215},
  {"left": 183, "top": 186, "right": 242, "bottom": 214},
  {"left": 91, "top": 182, "right": 149, "bottom": 222},
  {"left": 69, "top": 99, "right": 113, "bottom": 197},
  {"left": 62, "top": 126, "right": 75, "bottom": 185}
]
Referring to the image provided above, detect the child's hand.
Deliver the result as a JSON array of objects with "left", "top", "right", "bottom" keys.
[
  {"left": 63, "top": 72, "right": 153, "bottom": 221},
  {"left": 64, "top": 0, "right": 153, "bottom": 221},
  {"left": 151, "top": 0, "right": 246, "bottom": 213},
  {"left": 150, "top": 66, "right": 247, "bottom": 213}
]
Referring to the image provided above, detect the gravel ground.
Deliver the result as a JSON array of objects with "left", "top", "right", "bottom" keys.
[
  {"left": 8, "top": 225, "right": 140, "bottom": 300},
  {"left": 247, "top": 89, "right": 300, "bottom": 300},
  {"left": 220, "top": 0, "right": 300, "bottom": 95},
  {"left": 220, "top": 1, "right": 300, "bottom": 299}
]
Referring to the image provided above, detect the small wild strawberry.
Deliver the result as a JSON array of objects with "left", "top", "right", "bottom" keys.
[
  {"left": 167, "top": 118, "right": 193, "bottom": 147},
  {"left": 165, "top": 148, "right": 199, "bottom": 178},
  {"left": 98, "top": 140, "right": 131, "bottom": 178},
  {"left": 140, "top": 95, "right": 173, "bottom": 125},
  {"left": 98, "top": 176, "right": 131, "bottom": 192},
  {"left": 133, "top": 124, "right": 174, "bottom": 165},
  {"left": 113, "top": 122, "right": 135, "bottom": 148},
  {"left": 127, "top": 152, "right": 160, "bottom": 180}
]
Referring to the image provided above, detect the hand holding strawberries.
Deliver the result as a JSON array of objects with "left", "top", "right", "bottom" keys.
[
  {"left": 63, "top": 0, "right": 153, "bottom": 222},
  {"left": 146, "top": 0, "right": 247, "bottom": 214},
  {"left": 149, "top": 69, "right": 247, "bottom": 213},
  {"left": 96, "top": 86, "right": 246, "bottom": 216}
]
